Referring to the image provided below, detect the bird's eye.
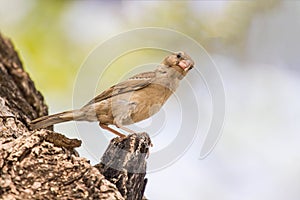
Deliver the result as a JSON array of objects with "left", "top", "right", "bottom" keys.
[{"left": 176, "top": 53, "right": 182, "bottom": 59}]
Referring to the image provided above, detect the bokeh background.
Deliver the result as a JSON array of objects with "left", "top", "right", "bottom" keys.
[{"left": 1, "top": 0, "right": 300, "bottom": 199}]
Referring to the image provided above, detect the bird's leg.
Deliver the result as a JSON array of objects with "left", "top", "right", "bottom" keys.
[
  {"left": 115, "top": 123, "right": 136, "bottom": 134},
  {"left": 99, "top": 123, "right": 126, "bottom": 138}
]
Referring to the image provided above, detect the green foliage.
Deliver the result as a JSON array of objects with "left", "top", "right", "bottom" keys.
[{"left": 0, "top": 0, "right": 281, "bottom": 95}]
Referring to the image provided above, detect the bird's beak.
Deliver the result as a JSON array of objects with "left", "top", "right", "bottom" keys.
[{"left": 178, "top": 60, "right": 194, "bottom": 72}]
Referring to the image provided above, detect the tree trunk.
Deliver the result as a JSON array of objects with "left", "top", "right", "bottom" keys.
[{"left": 0, "top": 33, "right": 151, "bottom": 200}]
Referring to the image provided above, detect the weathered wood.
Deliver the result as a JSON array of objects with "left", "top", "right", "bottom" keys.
[
  {"left": 0, "top": 34, "right": 48, "bottom": 126},
  {"left": 95, "top": 133, "right": 151, "bottom": 200},
  {"left": 0, "top": 33, "right": 150, "bottom": 199}
]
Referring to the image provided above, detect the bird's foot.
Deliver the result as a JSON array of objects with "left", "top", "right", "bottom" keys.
[{"left": 99, "top": 123, "right": 126, "bottom": 138}]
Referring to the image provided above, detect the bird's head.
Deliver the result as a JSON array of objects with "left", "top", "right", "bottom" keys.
[{"left": 162, "top": 51, "right": 195, "bottom": 78}]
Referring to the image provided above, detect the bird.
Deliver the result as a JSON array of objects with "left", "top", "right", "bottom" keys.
[{"left": 30, "top": 51, "right": 194, "bottom": 137}]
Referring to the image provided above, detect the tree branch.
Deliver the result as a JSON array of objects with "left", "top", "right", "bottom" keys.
[{"left": 0, "top": 33, "right": 150, "bottom": 200}]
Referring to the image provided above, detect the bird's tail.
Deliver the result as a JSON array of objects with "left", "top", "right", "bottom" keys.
[{"left": 30, "top": 110, "right": 83, "bottom": 130}]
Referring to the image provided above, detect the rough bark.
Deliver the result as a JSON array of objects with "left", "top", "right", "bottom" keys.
[
  {"left": 95, "top": 133, "right": 151, "bottom": 200},
  {"left": 0, "top": 33, "right": 150, "bottom": 200}
]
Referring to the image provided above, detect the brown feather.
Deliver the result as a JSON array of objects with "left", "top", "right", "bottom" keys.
[{"left": 83, "top": 71, "right": 156, "bottom": 106}]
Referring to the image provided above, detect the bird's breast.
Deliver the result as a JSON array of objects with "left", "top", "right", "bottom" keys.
[
  {"left": 123, "top": 83, "right": 173, "bottom": 125},
  {"left": 97, "top": 83, "right": 175, "bottom": 126}
]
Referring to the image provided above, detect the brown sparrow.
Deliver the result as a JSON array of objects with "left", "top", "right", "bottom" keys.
[{"left": 31, "top": 51, "right": 194, "bottom": 137}]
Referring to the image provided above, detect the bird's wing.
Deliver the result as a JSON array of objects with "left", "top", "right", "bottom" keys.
[{"left": 83, "top": 71, "right": 156, "bottom": 106}]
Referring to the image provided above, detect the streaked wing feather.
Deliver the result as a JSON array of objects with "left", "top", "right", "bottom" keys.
[
  {"left": 129, "top": 71, "right": 156, "bottom": 80},
  {"left": 83, "top": 71, "right": 156, "bottom": 106}
]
